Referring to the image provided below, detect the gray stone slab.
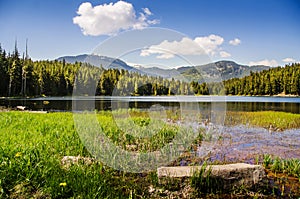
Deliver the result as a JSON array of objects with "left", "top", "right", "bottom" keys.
[{"left": 157, "top": 163, "right": 266, "bottom": 190}]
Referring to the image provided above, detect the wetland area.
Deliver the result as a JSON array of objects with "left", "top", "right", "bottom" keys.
[{"left": 0, "top": 96, "right": 300, "bottom": 198}]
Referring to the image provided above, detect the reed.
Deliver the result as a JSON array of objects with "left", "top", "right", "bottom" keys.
[{"left": 225, "top": 111, "right": 300, "bottom": 130}]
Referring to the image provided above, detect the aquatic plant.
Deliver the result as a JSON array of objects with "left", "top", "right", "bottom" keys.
[
  {"left": 190, "top": 162, "right": 224, "bottom": 194},
  {"left": 225, "top": 111, "right": 300, "bottom": 130},
  {"left": 263, "top": 155, "right": 300, "bottom": 178}
]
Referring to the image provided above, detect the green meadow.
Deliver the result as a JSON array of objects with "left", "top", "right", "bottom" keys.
[
  {"left": 0, "top": 111, "right": 299, "bottom": 198},
  {"left": 0, "top": 111, "right": 186, "bottom": 198}
]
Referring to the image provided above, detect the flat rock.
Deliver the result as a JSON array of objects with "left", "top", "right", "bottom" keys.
[
  {"left": 158, "top": 163, "right": 266, "bottom": 190},
  {"left": 16, "top": 106, "right": 27, "bottom": 110}
]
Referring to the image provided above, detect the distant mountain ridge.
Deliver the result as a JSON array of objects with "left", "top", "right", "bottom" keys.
[
  {"left": 137, "top": 61, "right": 270, "bottom": 82},
  {"left": 195, "top": 60, "right": 270, "bottom": 81},
  {"left": 57, "top": 54, "right": 270, "bottom": 82},
  {"left": 56, "top": 54, "right": 136, "bottom": 71}
]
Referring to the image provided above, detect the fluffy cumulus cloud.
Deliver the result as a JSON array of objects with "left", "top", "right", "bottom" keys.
[
  {"left": 73, "top": 1, "right": 159, "bottom": 36},
  {"left": 282, "top": 57, "right": 296, "bottom": 63},
  {"left": 140, "top": 37, "right": 206, "bottom": 59},
  {"left": 194, "top": 34, "right": 224, "bottom": 56},
  {"left": 219, "top": 51, "right": 231, "bottom": 58},
  {"left": 140, "top": 34, "right": 229, "bottom": 59},
  {"left": 249, "top": 59, "right": 278, "bottom": 67},
  {"left": 229, "top": 38, "right": 241, "bottom": 46}
]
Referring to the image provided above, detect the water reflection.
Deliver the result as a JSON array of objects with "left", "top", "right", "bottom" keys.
[
  {"left": 204, "top": 125, "right": 300, "bottom": 164},
  {"left": 0, "top": 96, "right": 299, "bottom": 113}
]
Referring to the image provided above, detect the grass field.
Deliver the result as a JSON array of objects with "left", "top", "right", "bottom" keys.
[
  {"left": 0, "top": 111, "right": 192, "bottom": 198},
  {"left": 225, "top": 111, "right": 300, "bottom": 130},
  {"left": 0, "top": 111, "right": 299, "bottom": 198}
]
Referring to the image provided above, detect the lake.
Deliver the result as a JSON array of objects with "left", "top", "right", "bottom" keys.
[{"left": 1, "top": 96, "right": 300, "bottom": 113}]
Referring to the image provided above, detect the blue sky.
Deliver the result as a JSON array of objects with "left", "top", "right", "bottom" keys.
[{"left": 0, "top": 0, "right": 299, "bottom": 67}]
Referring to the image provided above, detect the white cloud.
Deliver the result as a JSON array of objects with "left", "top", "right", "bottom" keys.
[
  {"left": 220, "top": 51, "right": 231, "bottom": 58},
  {"left": 142, "top": 8, "right": 152, "bottom": 16},
  {"left": 140, "top": 34, "right": 226, "bottom": 59},
  {"left": 249, "top": 59, "right": 278, "bottom": 67},
  {"left": 282, "top": 57, "right": 296, "bottom": 63},
  {"left": 194, "top": 34, "right": 224, "bottom": 56},
  {"left": 73, "top": 1, "right": 159, "bottom": 36},
  {"left": 229, "top": 38, "right": 241, "bottom": 46},
  {"left": 140, "top": 37, "right": 206, "bottom": 59}
]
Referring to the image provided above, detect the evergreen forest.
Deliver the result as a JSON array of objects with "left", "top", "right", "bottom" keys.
[{"left": 0, "top": 44, "right": 299, "bottom": 97}]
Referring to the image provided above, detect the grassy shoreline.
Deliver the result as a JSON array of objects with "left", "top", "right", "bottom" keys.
[
  {"left": 0, "top": 111, "right": 299, "bottom": 198},
  {"left": 225, "top": 111, "right": 300, "bottom": 130}
]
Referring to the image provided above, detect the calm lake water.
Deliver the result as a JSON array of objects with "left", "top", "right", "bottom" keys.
[{"left": 1, "top": 96, "right": 300, "bottom": 113}]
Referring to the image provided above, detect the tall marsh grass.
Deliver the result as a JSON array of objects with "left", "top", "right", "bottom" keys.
[{"left": 225, "top": 111, "right": 300, "bottom": 130}]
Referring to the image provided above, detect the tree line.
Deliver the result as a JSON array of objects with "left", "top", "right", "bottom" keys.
[
  {"left": 0, "top": 44, "right": 195, "bottom": 97},
  {"left": 191, "top": 63, "right": 300, "bottom": 96},
  {"left": 0, "top": 43, "right": 299, "bottom": 97},
  {"left": 223, "top": 64, "right": 300, "bottom": 95}
]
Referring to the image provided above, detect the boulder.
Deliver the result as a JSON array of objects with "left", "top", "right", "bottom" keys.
[
  {"left": 157, "top": 163, "right": 266, "bottom": 190},
  {"left": 16, "top": 106, "right": 27, "bottom": 110}
]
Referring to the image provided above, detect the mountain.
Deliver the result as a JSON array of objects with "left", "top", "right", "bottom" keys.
[
  {"left": 57, "top": 54, "right": 270, "bottom": 82},
  {"left": 137, "top": 60, "right": 270, "bottom": 82},
  {"left": 191, "top": 60, "right": 270, "bottom": 81},
  {"left": 135, "top": 66, "right": 179, "bottom": 78},
  {"left": 56, "top": 54, "right": 136, "bottom": 71}
]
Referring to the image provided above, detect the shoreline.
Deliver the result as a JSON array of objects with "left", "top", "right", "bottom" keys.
[{"left": 0, "top": 94, "right": 299, "bottom": 99}]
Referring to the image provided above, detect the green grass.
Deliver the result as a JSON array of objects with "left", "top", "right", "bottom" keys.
[
  {"left": 225, "top": 111, "right": 300, "bottom": 130},
  {"left": 263, "top": 155, "right": 300, "bottom": 179},
  {"left": 262, "top": 155, "right": 300, "bottom": 197},
  {"left": 0, "top": 111, "right": 200, "bottom": 198},
  {"left": 190, "top": 162, "right": 224, "bottom": 194},
  {"left": 0, "top": 111, "right": 157, "bottom": 198},
  {"left": 0, "top": 110, "right": 299, "bottom": 198},
  {"left": 95, "top": 110, "right": 180, "bottom": 152}
]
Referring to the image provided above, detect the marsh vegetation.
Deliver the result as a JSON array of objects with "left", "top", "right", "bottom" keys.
[{"left": 0, "top": 111, "right": 299, "bottom": 198}]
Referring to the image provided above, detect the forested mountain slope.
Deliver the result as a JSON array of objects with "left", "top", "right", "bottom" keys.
[{"left": 0, "top": 44, "right": 299, "bottom": 97}]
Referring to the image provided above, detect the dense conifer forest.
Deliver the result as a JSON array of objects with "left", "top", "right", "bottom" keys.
[
  {"left": 0, "top": 44, "right": 299, "bottom": 97},
  {"left": 192, "top": 63, "right": 300, "bottom": 96},
  {"left": 0, "top": 44, "right": 194, "bottom": 96},
  {"left": 224, "top": 64, "right": 300, "bottom": 95}
]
